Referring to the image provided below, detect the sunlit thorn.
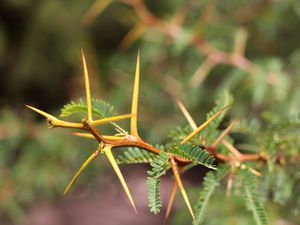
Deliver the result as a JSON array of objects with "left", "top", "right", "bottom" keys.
[
  {"left": 211, "top": 119, "right": 239, "bottom": 150},
  {"left": 176, "top": 100, "right": 197, "bottom": 130},
  {"left": 164, "top": 179, "right": 178, "bottom": 225},
  {"left": 26, "top": 105, "right": 83, "bottom": 129},
  {"left": 181, "top": 106, "right": 228, "bottom": 144},
  {"left": 81, "top": 49, "right": 93, "bottom": 121},
  {"left": 91, "top": 114, "right": 133, "bottom": 126},
  {"left": 25, "top": 104, "right": 58, "bottom": 121},
  {"left": 63, "top": 150, "right": 99, "bottom": 196},
  {"left": 170, "top": 157, "right": 195, "bottom": 220},
  {"left": 104, "top": 145, "right": 137, "bottom": 213},
  {"left": 72, "top": 132, "right": 95, "bottom": 139},
  {"left": 176, "top": 100, "right": 208, "bottom": 146},
  {"left": 72, "top": 132, "right": 125, "bottom": 141},
  {"left": 130, "top": 50, "right": 141, "bottom": 138}
]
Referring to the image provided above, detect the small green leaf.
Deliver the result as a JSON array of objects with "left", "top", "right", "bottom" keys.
[{"left": 60, "top": 99, "right": 115, "bottom": 119}]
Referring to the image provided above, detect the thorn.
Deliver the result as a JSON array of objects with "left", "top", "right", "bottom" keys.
[
  {"left": 226, "top": 171, "right": 234, "bottom": 198},
  {"left": 181, "top": 106, "right": 228, "bottom": 144},
  {"left": 26, "top": 105, "right": 83, "bottom": 129},
  {"left": 104, "top": 145, "right": 137, "bottom": 213},
  {"left": 190, "top": 58, "right": 215, "bottom": 87},
  {"left": 164, "top": 180, "right": 178, "bottom": 225},
  {"left": 81, "top": 49, "right": 93, "bottom": 121},
  {"left": 72, "top": 133, "right": 125, "bottom": 141},
  {"left": 91, "top": 114, "right": 133, "bottom": 126},
  {"left": 130, "top": 50, "right": 141, "bottom": 138},
  {"left": 222, "top": 139, "right": 243, "bottom": 159},
  {"left": 25, "top": 105, "right": 58, "bottom": 121},
  {"left": 81, "top": 0, "right": 112, "bottom": 27},
  {"left": 63, "top": 150, "right": 99, "bottom": 196},
  {"left": 248, "top": 168, "right": 262, "bottom": 177},
  {"left": 170, "top": 157, "right": 195, "bottom": 220},
  {"left": 72, "top": 132, "right": 95, "bottom": 139},
  {"left": 176, "top": 100, "right": 197, "bottom": 130},
  {"left": 211, "top": 119, "right": 239, "bottom": 149},
  {"left": 120, "top": 22, "right": 145, "bottom": 50}
]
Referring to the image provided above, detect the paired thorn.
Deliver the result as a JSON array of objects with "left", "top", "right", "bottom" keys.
[
  {"left": 91, "top": 114, "right": 133, "bottom": 126},
  {"left": 81, "top": 0, "right": 113, "bottom": 27},
  {"left": 104, "top": 145, "right": 137, "bottom": 213},
  {"left": 81, "top": 49, "right": 93, "bottom": 121},
  {"left": 170, "top": 157, "right": 195, "bottom": 221},
  {"left": 120, "top": 22, "right": 145, "bottom": 50},
  {"left": 164, "top": 180, "right": 178, "bottom": 225},
  {"left": 72, "top": 132, "right": 125, "bottom": 141},
  {"left": 181, "top": 106, "right": 228, "bottom": 144},
  {"left": 211, "top": 119, "right": 239, "bottom": 150},
  {"left": 176, "top": 100, "right": 197, "bottom": 130},
  {"left": 222, "top": 140, "right": 243, "bottom": 160},
  {"left": 63, "top": 149, "right": 100, "bottom": 196},
  {"left": 130, "top": 50, "right": 141, "bottom": 139},
  {"left": 26, "top": 105, "right": 84, "bottom": 129}
]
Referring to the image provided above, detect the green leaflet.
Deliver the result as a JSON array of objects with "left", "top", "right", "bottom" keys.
[
  {"left": 60, "top": 98, "right": 115, "bottom": 118},
  {"left": 193, "top": 166, "right": 230, "bottom": 225},
  {"left": 168, "top": 125, "right": 195, "bottom": 144},
  {"left": 147, "top": 152, "right": 170, "bottom": 214},
  {"left": 193, "top": 172, "right": 219, "bottom": 225},
  {"left": 116, "top": 147, "right": 157, "bottom": 164},
  {"left": 241, "top": 171, "right": 269, "bottom": 225},
  {"left": 168, "top": 143, "right": 216, "bottom": 170}
]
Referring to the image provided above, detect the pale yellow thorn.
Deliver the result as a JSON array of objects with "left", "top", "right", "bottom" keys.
[
  {"left": 222, "top": 139, "right": 243, "bottom": 159},
  {"left": 233, "top": 28, "right": 248, "bottom": 56},
  {"left": 164, "top": 180, "right": 178, "bottom": 225},
  {"left": 190, "top": 58, "right": 216, "bottom": 87},
  {"left": 248, "top": 167, "right": 262, "bottom": 177},
  {"left": 181, "top": 107, "right": 228, "bottom": 144},
  {"left": 26, "top": 105, "right": 84, "bottom": 129},
  {"left": 170, "top": 157, "right": 195, "bottom": 220},
  {"left": 26, "top": 105, "right": 58, "bottom": 121},
  {"left": 81, "top": 49, "right": 93, "bottom": 121},
  {"left": 176, "top": 100, "right": 197, "bottom": 130},
  {"left": 211, "top": 119, "right": 238, "bottom": 149},
  {"left": 120, "top": 22, "right": 145, "bottom": 50},
  {"left": 104, "top": 145, "right": 137, "bottom": 213},
  {"left": 72, "top": 132, "right": 125, "bottom": 141},
  {"left": 81, "top": 0, "right": 113, "bottom": 27},
  {"left": 226, "top": 171, "right": 234, "bottom": 198},
  {"left": 63, "top": 150, "right": 99, "bottom": 196},
  {"left": 176, "top": 100, "right": 208, "bottom": 146},
  {"left": 72, "top": 132, "right": 95, "bottom": 139},
  {"left": 91, "top": 114, "right": 133, "bottom": 126},
  {"left": 130, "top": 51, "right": 140, "bottom": 138}
]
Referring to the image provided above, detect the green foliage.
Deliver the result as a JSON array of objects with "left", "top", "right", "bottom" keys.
[
  {"left": 241, "top": 171, "right": 269, "bottom": 225},
  {"left": 1, "top": 0, "right": 300, "bottom": 224},
  {"left": 60, "top": 99, "right": 115, "bottom": 119},
  {"left": 116, "top": 147, "right": 157, "bottom": 164},
  {"left": 168, "top": 125, "right": 194, "bottom": 144},
  {"left": 146, "top": 152, "right": 170, "bottom": 214},
  {"left": 168, "top": 143, "right": 216, "bottom": 170},
  {"left": 193, "top": 172, "right": 219, "bottom": 225},
  {"left": 193, "top": 166, "right": 230, "bottom": 225}
]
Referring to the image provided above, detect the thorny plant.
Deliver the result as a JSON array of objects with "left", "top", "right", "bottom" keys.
[
  {"left": 26, "top": 50, "right": 272, "bottom": 225},
  {"left": 81, "top": 0, "right": 258, "bottom": 87}
]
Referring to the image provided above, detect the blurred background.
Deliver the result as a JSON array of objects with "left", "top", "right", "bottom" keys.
[{"left": 0, "top": 0, "right": 300, "bottom": 224}]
